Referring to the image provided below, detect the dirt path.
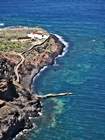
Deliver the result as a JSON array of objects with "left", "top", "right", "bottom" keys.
[
  {"left": 21, "top": 36, "right": 50, "bottom": 55},
  {"left": 13, "top": 52, "right": 25, "bottom": 83}
]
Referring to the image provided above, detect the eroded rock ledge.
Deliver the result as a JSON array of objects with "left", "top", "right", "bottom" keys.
[{"left": 0, "top": 27, "right": 71, "bottom": 140}]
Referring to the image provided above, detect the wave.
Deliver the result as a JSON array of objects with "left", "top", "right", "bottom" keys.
[
  {"left": 13, "top": 123, "right": 36, "bottom": 140},
  {"left": 34, "top": 66, "right": 48, "bottom": 80},
  {"left": 54, "top": 34, "right": 69, "bottom": 58},
  {"left": 0, "top": 23, "right": 5, "bottom": 26},
  {"left": 53, "top": 34, "right": 69, "bottom": 66}
]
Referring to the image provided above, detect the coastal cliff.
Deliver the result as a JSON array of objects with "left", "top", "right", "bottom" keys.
[{"left": 0, "top": 27, "right": 70, "bottom": 140}]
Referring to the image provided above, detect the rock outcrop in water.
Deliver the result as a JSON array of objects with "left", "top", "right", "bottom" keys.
[{"left": 0, "top": 27, "right": 72, "bottom": 140}]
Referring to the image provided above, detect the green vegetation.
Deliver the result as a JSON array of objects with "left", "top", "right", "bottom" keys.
[{"left": 0, "top": 40, "right": 27, "bottom": 52}]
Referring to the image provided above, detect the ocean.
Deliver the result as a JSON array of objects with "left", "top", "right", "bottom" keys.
[{"left": 0, "top": 0, "right": 105, "bottom": 140}]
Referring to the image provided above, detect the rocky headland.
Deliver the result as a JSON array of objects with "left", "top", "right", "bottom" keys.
[{"left": 0, "top": 27, "right": 72, "bottom": 140}]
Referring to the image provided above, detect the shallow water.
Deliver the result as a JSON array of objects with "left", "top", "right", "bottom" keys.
[{"left": 0, "top": 0, "right": 105, "bottom": 139}]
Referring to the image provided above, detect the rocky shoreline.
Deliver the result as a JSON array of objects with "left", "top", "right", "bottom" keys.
[{"left": 0, "top": 27, "right": 71, "bottom": 140}]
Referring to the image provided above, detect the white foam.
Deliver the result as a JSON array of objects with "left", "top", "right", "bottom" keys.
[
  {"left": 34, "top": 66, "right": 48, "bottom": 80},
  {"left": 54, "top": 34, "right": 69, "bottom": 58},
  {"left": 38, "top": 112, "right": 43, "bottom": 116},
  {"left": 13, "top": 122, "right": 36, "bottom": 140},
  {"left": 0, "top": 23, "right": 5, "bottom": 26},
  {"left": 92, "top": 39, "right": 96, "bottom": 42}
]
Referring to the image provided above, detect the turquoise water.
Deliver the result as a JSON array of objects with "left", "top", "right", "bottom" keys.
[{"left": 0, "top": 0, "right": 105, "bottom": 140}]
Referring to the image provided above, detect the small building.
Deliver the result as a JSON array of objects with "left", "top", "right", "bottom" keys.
[{"left": 27, "top": 32, "right": 48, "bottom": 40}]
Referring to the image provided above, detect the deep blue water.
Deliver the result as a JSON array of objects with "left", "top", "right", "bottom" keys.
[{"left": 0, "top": 0, "right": 105, "bottom": 140}]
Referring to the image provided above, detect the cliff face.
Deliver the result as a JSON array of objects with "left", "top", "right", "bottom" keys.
[
  {"left": 0, "top": 27, "right": 65, "bottom": 140},
  {"left": 18, "top": 34, "right": 64, "bottom": 89},
  {"left": 0, "top": 95, "right": 42, "bottom": 140}
]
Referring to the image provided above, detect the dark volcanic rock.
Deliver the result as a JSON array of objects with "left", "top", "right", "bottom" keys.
[
  {"left": 0, "top": 94, "right": 42, "bottom": 140},
  {"left": 0, "top": 78, "right": 19, "bottom": 101}
]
